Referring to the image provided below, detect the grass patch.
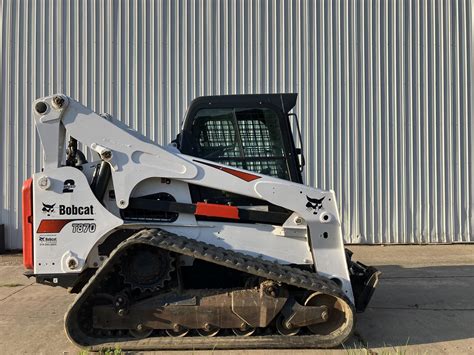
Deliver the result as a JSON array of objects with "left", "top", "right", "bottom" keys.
[
  {"left": 78, "top": 345, "right": 124, "bottom": 355},
  {"left": 0, "top": 283, "right": 24, "bottom": 287},
  {"left": 343, "top": 338, "right": 428, "bottom": 355}
]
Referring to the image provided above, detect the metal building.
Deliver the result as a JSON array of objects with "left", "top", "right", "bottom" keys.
[{"left": 0, "top": 0, "right": 473, "bottom": 249}]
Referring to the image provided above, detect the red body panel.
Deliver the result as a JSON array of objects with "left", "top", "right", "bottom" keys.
[
  {"left": 218, "top": 166, "right": 261, "bottom": 182},
  {"left": 37, "top": 219, "right": 74, "bottom": 234},
  {"left": 195, "top": 160, "right": 261, "bottom": 182},
  {"left": 195, "top": 202, "right": 240, "bottom": 220},
  {"left": 22, "top": 178, "right": 34, "bottom": 269}
]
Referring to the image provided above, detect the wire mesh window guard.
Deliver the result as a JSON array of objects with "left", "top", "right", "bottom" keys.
[{"left": 192, "top": 108, "right": 290, "bottom": 179}]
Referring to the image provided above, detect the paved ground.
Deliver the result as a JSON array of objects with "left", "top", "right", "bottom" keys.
[{"left": 0, "top": 245, "right": 473, "bottom": 354}]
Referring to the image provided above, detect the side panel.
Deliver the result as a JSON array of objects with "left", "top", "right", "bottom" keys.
[
  {"left": 174, "top": 158, "right": 354, "bottom": 301},
  {"left": 123, "top": 177, "right": 313, "bottom": 265},
  {"left": 32, "top": 167, "right": 123, "bottom": 274},
  {"left": 193, "top": 221, "right": 313, "bottom": 265}
]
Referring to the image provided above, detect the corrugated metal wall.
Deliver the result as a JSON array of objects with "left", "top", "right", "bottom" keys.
[{"left": 1, "top": 0, "right": 473, "bottom": 249}]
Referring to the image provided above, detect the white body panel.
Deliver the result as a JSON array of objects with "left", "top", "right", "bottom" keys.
[
  {"left": 33, "top": 167, "right": 123, "bottom": 273},
  {"left": 30, "top": 95, "right": 354, "bottom": 303}
]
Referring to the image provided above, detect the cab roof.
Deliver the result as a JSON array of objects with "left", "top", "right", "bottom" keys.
[{"left": 186, "top": 93, "right": 298, "bottom": 115}]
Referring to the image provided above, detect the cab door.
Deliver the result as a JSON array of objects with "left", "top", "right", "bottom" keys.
[{"left": 178, "top": 93, "right": 303, "bottom": 183}]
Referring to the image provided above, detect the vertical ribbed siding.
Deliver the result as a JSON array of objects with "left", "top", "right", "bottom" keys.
[{"left": 0, "top": 0, "right": 472, "bottom": 249}]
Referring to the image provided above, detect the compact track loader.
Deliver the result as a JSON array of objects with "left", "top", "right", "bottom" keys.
[{"left": 22, "top": 94, "right": 379, "bottom": 350}]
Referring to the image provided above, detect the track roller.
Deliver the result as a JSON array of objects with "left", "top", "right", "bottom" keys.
[
  {"left": 196, "top": 324, "right": 220, "bottom": 337},
  {"left": 232, "top": 324, "right": 256, "bottom": 337},
  {"left": 165, "top": 325, "right": 189, "bottom": 337},
  {"left": 129, "top": 324, "right": 153, "bottom": 339},
  {"left": 275, "top": 315, "right": 300, "bottom": 336}
]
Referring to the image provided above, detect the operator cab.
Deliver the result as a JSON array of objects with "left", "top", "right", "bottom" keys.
[
  {"left": 174, "top": 93, "right": 305, "bottom": 216},
  {"left": 177, "top": 93, "right": 304, "bottom": 183}
]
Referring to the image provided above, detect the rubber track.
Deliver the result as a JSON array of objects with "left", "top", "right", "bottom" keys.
[{"left": 65, "top": 228, "right": 355, "bottom": 350}]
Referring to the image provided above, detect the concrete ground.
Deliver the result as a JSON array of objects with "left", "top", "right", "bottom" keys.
[{"left": 0, "top": 245, "right": 473, "bottom": 355}]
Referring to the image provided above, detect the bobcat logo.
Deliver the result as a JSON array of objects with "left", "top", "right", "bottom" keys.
[
  {"left": 42, "top": 203, "right": 55, "bottom": 216},
  {"left": 306, "top": 196, "right": 325, "bottom": 215}
]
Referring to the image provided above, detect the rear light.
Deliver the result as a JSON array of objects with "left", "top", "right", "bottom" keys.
[{"left": 22, "top": 178, "right": 34, "bottom": 269}]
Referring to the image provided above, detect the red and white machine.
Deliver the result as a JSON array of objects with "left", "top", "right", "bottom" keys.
[{"left": 23, "top": 94, "right": 379, "bottom": 350}]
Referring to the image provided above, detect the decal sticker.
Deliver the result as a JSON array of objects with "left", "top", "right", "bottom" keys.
[
  {"left": 41, "top": 203, "right": 95, "bottom": 216},
  {"left": 63, "top": 179, "right": 76, "bottom": 193},
  {"left": 193, "top": 159, "right": 261, "bottom": 182},
  {"left": 306, "top": 196, "right": 325, "bottom": 215},
  {"left": 37, "top": 219, "right": 94, "bottom": 233},
  {"left": 38, "top": 235, "right": 57, "bottom": 246},
  {"left": 59, "top": 204, "right": 94, "bottom": 215},
  {"left": 37, "top": 219, "right": 74, "bottom": 233},
  {"left": 71, "top": 222, "right": 96, "bottom": 233},
  {"left": 42, "top": 203, "right": 55, "bottom": 216}
]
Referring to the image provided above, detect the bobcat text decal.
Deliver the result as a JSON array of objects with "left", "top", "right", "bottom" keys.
[
  {"left": 41, "top": 203, "right": 95, "bottom": 216},
  {"left": 59, "top": 204, "right": 94, "bottom": 215}
]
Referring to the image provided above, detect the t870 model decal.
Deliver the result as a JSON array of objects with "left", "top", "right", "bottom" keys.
[
  {"left": 71, "top": 222, "right": 96, "bottom": 233},
  {"left": 37, "top": 219, "right": 95, "bottom": 233}
]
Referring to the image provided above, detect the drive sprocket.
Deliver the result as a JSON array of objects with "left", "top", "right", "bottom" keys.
[{"left": 119, "top": 244, "right": 174, "bottom": 292}]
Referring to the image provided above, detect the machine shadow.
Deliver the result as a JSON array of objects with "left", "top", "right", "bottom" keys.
[{"left": 346, "top": 264, "right": 474, "bottom": 348}]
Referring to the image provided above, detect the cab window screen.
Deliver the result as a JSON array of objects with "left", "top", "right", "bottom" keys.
[{"left": 192, "top": 107, "right": 290, "bottom": 179}]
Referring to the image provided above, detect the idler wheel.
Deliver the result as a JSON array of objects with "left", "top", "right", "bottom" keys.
[{"left": 304, "top": 291, "right": 354, "bottom": 338}]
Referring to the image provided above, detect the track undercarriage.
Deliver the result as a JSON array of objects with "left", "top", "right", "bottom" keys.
[{"left": 65, "top": 229, "right": 355, "bottom": 350}]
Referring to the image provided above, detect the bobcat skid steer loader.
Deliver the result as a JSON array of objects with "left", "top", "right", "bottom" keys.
[{"left": 22, "top": 93, "right": 379, "bottom": 350}]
